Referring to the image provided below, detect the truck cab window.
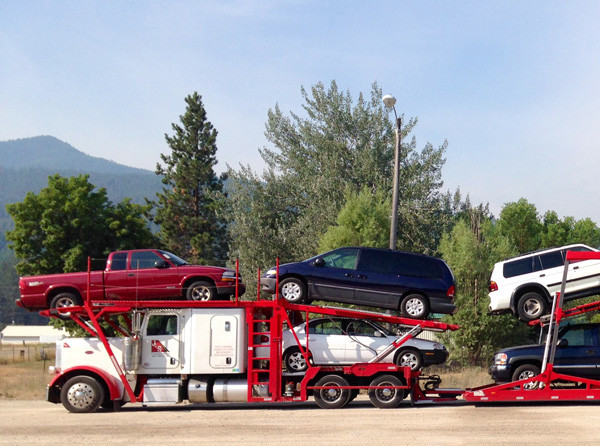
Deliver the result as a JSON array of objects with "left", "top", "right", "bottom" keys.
[
  {"left": 131, "top": 251, "right": 163, "bottom": 270},
  {"left": 147, "top": 315, "right": 178, "bottom": 336}
]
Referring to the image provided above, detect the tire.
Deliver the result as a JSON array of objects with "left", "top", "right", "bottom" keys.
[
  {"left": 512, "top": 364, "right": 541, "bottom": 390},
  {"left": 60, "top": 376, "right": 105, "bottom": 413},
  {"left": 50, "top": 292, "right": 82, "bottom": 319},
  {"left": 186, "top": 281, "right": 216, "bottom": 301},
  {"left": 284, "top": 348, "right": 309, "bottom": 372},
  {"left": 368, "top": 374, "right": 406, "bottom": 408},
  {"left": 517, "top": 292, "right": 547, "bottom": 322},
  {"left": 400, "top": 294, "right": 429, "bottom": 319},
  {"left": 395, "top": 349, "right": 423, "bottom": 371},
  {"left": 312, "top": 374, "right": 351, "bottom": 409},
  {"left": 279, "top": 278, "right": 307, "bottom": 303}
]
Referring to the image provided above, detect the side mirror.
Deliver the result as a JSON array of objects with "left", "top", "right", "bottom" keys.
[
  {"left": 314, "top": 258, "right": 325, "bottom": 267},
  {"left": 155, "top": 259, "right": 169, "bottom": 269},
  {"left": 373, "top": 331, "right": 383, "bottom": 338},
  {"left": 558, "top": 338, "right": 569, "bottom": 348}
]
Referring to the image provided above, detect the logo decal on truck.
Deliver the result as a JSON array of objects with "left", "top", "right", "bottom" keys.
[{"left": 151, "top": 340, "right": 169, "bottom": 353}]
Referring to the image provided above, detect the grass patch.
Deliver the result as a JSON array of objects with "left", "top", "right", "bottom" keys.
[{"left": 0, "top": 360, "right": 54, "bottom": 400}]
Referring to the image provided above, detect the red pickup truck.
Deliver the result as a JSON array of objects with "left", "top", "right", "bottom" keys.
[{"left": 16, "top": 249, "right": 245, "bottom": 311}]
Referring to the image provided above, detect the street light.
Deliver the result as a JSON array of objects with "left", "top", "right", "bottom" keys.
[{"left": 382, "top": 94, "right": 401, "bottom": 250}]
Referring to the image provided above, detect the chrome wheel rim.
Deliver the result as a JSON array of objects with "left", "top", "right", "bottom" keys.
[
  {"left": 281, "top": 282, "right": 302, "bottom": 301},
  {"left": 191, "top": 286, "right": 211, "bottom": 301},
  {"left": 405, "top": 298, "right": 424, "bottom": 317},
  {"left": 287, "top": 351, "right": 307, "bottom": 371},
  {"left": 399, "top": 352, "right": 419, "bottom": 370},
  {"left": 66, "top": 382, "right": 97, "bottom": 410},
  {"left": 523, "top": 298, "right": 542, "bottom": 318}
]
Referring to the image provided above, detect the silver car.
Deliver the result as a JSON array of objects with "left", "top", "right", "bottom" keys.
[{"left": 281, "top": 317, "right": 449, "bottom": 372}]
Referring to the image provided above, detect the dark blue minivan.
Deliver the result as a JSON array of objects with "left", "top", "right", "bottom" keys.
[{"left": 260, "top": 247, "right": 456, "bottom": 319}]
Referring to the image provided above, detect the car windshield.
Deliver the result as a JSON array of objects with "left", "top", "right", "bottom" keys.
[{"left": 158, "top": 250, "right": 189, "bottom": 266}]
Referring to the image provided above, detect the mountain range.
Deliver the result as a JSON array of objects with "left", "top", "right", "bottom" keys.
[{"left": 0, "top": 136, "right": 164, "bottom": 251}]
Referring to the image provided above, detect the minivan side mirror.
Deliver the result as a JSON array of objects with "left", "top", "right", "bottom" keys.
[
  {"left": 557, "top": 338, "right": 569, "bottom": 348},
  {"left": 314, "top": 258, "right": 325, "bottom": 267}
]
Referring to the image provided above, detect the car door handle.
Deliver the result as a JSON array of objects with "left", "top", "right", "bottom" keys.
[
  {"left": 128, "top": 273, "right": 135, "bottom": 277},
  {"left": 573, "top": 266, "right": 580, "bottom": 270},
  {"left": 539, "top": 274, "right": 545, "bottom": 277},
  {"left": 357, "top": 274, "right": 367, "bottom": 279},
  {"left": 345, "top": 273, "right": 354, "bottom": 278}
]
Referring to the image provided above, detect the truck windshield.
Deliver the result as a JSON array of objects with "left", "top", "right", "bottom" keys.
[{"left": 159, "top": 250, "right": 189, "bottom": 266}]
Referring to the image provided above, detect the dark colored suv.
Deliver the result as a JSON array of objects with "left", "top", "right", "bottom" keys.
[
  {"left": 260, "top": 247, "right": 456, "bottom": 319},
  {"left": 489, "top": 323, "right": 600, "bottom": 387}
]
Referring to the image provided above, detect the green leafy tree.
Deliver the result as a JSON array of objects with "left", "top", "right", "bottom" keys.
[
  {"left": 318, "top": 187, "right": 391, "bottom": 252},
  {"left": 228, "top": 81, "right": 449, "bottom": 288},
  {"left": 152, "top": 92, "right": 228, "bottom": 265},
  {"left": 6, "top": 174, "right": 156, "bottom": 276},
  {"left": 439, "top": 215, "right": 532, "bottom": 365},
  {"left": 497, "top": 198, "right": 542, "bottom": 253}
]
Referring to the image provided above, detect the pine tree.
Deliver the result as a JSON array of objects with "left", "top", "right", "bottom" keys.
[{"left": 152, "top": 92, "right": 228, "bottom": 265}]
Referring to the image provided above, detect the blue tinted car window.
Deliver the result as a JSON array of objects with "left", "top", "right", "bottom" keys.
[{"left": 321, "top": 248, "right": 359, "bottom": 270}]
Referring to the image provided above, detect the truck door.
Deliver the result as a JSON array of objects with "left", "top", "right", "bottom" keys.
[
  {"left": 141, "top": 311, "right": 181, "bottom": 372},
  {"left": 209, "top": 315, "right": 239, "bottom": 368}
]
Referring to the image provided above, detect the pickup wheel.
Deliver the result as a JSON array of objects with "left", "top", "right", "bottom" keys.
[
  {"left": 50, "top": 292, "right": 82, "bottom": 319},
  {"left": 512, "top": 364, "right": 542, "bottom": 390},
  {"left": 186, "top": 281, "right": 216, "bottom": 301},
  {"left": 60, "top": 376, "right": 105, "bottom": 413}
]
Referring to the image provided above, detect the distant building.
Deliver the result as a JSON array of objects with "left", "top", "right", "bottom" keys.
[{"left": 0, "top": 325, "right": 68, "bottom": 345}]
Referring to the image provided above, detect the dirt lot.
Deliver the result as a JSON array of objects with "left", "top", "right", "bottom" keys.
[{"left": 3, "top": 398, "right": 600, "bottom": 445}]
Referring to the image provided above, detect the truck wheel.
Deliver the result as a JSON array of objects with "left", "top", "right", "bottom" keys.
[
  {"left": 368, "top": 374, "right": 405, "bottom": 408},
  {"left": 313, "top": 375, "right": 351, "bottom": 409},
  {"left": 284, "top": 348, "right": 309, "bottom": 372},
  {"left": 279, "top": 278, "right": 306, "bottom": 303},
  {"left": 50, "top": 292, "right": 82, "bottom": 319},
  {"left": 60, "top": 376, "right": 105, "bottom": 413},
  {"left": 400, "top": 294, "right": 429, "bottom": 319},
  {"left": 517, "top": 292, "right": 547, "bottom": 322},
  {"left": 512, "top": 364, "right": 541, "bottom": 390},
  {"left": 186, "top": 281, "right": 216, "bottom": 301}
]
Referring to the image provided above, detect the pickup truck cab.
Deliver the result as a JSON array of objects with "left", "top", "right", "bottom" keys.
[{"left": 16, "top": 249, "right": 244, "bottom": 311}]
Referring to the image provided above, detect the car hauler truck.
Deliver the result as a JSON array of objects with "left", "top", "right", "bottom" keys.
[{"left": 43, "top": 293, "right": 460, "bottom": 412}]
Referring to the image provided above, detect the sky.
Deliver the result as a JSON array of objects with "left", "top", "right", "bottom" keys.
[{"left": 2, "top": 1, "right": 600, "bottom": 223}]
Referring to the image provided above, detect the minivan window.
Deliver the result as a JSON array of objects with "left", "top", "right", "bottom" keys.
[
  {"left": 321, "top": 248, "right": 359, "bottom": 270},
  {"left": 396, "top": 254, "right": 443, "bottom": 279}
]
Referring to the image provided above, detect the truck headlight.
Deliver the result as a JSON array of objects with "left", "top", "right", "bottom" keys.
[
  {"left": 494, "top": 353, "right": 507, "bottom": 365},
  {"left": 222, "top": 271, "right": 241, "bottom": 282}
]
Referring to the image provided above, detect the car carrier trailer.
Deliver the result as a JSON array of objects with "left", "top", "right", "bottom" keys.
[
  {"left": 40, "top": 261, "right": 461, "bottom": 412},
  {"left": 464, "top": 250, "right": 600, "bottom": 403}
]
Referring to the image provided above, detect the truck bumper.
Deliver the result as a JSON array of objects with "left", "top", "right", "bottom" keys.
[
  {"left": 218, "top": 284, "right": 246, "bottom": 297},
  {"left": 489, "top": 364, "right": 511, "bottom": 382}
]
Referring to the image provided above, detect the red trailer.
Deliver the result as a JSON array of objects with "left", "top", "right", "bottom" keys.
[
  {"left": 41, "top": 261, "right": 461, "bottom": 412},
  {"left": 464, "top": 250, "right": 600, "bottom": 403}
]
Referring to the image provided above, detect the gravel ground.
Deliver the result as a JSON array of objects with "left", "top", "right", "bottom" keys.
[{"left": 3, "top": 398, "right": 600, "bottom": 445}]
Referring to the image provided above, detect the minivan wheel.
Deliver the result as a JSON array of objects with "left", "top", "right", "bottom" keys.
[
  {"left": 517, "top": 292, "right": 547, "bottom": 322},
  {"left": 279, "top": 278, "right": 307, "bottom": 303},
  {"left": 400, "top": 294, "right": 429, "bottom": 320}
]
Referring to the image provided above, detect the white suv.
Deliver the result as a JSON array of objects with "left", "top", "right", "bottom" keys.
[{"left": 488, "top": 244, "right": 600, "bottom": 322}]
